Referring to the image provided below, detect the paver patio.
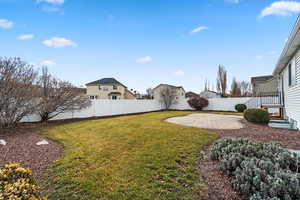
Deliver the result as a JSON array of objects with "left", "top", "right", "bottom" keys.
[{"left": 166, "top": 113, "right": 243, "bottom": 130}]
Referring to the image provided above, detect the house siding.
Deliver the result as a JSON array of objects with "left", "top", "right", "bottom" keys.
[
  {"left": 86, "top": 84, "right": 126, "bottom": 99},
  {"left": 153, "top": 85, "right": 185, "bottom": 101},
  {"left": 254, "top": 78, "right": 278, "bottom": 94},
  {"left": 280, "top": 49, "right": 300, "bottom": 129}
]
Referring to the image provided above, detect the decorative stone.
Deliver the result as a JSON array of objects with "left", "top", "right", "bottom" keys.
[
  {"left": 36, "top": 140, "right": 49, "bottom": 145},
  {"left": 0, "top": 139, "right": 6, "bottom": 146},
  {"left": 288, "top": 149, "right": 300, "bottom": 155}
]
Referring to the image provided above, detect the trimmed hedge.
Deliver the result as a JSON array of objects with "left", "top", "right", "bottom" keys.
[
  {"left": 0, "top": 163, "right": 47, "bottom": 200},
  {"left": 211, "top": 138, "right": 300, "bottom": 200},
  {"left": 244, "top": 108, "right": 270, "bottom": 124},
  {"left": 235, "top": 104, "right": 247, "bottom": 112}
]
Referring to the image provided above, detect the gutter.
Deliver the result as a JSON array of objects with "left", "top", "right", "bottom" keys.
[{"left": 273, "top": 15, "right": 300, "bottom": 75}]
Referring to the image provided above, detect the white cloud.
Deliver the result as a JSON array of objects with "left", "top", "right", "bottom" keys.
[
  {"left": 267, "top": 51, "right": 278, "bottom": 55},
  {"left": 18, "top": 34, "right": 34, "bottom": 40},
  {"left": 255, "top": 55, "right": 263, "bottom": 60},
  {"left": 40, "top": 60, "right": 56, "bottom": 66},
  {"left": 37, "top": 0, "right": 64, "bottom": 5},
  {"left": 175, "top": 70, "right": 185, "bottom": 76},
  {"left": 225, "top": 0, "right": 239, "bottom": 3},
  {"left": 259, "top": 1, "right": 300, "bottom": 18},
  {"left": 37, "top": 0, "right": 64, "bottom": 13},
  {"left": 285, "top": 38, "right": 289, "bottom": 43},
  {"left": 136, "top": 56, "right": 152, "bottom": 63},
  {"left": 43, "top": 37, "right": 77, "bottom": 48},
  {"left": 41, "top": 6, "right": 61, "bottom": 12},
  {"left": 190, "top": 26, "right": 208, "bottom": 34},
  {"left": 0, "top": 19, "right": 13, "bottom": 29}
]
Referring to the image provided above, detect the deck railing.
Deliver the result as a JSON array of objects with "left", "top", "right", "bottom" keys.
[{"left": 246, "top": 91, "right": 282, "bottom": 108}]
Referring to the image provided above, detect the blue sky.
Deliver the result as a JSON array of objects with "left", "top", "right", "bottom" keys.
[{"left": 0, "top": 0, "right": 299, "bottom": 93}]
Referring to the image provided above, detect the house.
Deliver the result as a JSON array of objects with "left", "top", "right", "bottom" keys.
[
  {"left": 199, "top": 90, "right": 222, "bottom": 99},
  {"left": 251, "top": 75, "right": 278, "bottom": 96},
  {"left": 153, "top": 84, "right": 185, "bottom": 100},
  {"left": 271, "top": 16, "right": 300, "bottom": 129},
  {"left": 85, "top": 78, "right": 136, "bottom": 100},
  {"left": 254, "top": 16, "right": 300, "bottom": 129}
]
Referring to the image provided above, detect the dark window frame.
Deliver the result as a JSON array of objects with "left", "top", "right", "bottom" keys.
[{"left": 288, "top": 63, "right": 292, "bottom": 86}]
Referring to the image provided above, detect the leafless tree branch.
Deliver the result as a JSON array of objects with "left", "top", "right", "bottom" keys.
[
  {"left": 37, "top": 66, "right": 91, "bottom": 122},
  {"left": 0, "top": 57, "right": 39, "bottom": 128},
  {"left": 158, "top": 86, "right": 178, "bottom": 110}
]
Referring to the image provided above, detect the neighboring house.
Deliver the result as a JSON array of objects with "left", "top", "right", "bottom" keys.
[
  {"left": 199, "top": 90, "right": 222, "bottom": 99},
  {"left": 85, "top": 78, "right": 136, "bottom": 100},
  {"left": 153, "top": 84, "right": 185, "bottom": 100},
  {"left": 251, "top": 75, "right": 278, "bottom": 96},
  {"left": 72, "top": 87, "right": 87, "bottom": 95}
]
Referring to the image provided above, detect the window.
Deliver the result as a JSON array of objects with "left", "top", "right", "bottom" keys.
[
  {"left": 99, "top": 86, "right": 109, "bottom": 91},
  {"left": 288, "top": 62, "right": 296, "bottom": 86},
  {"left": 113, "top": 85, "right": 118, "bottom": 90},
  {"left": 112, "top": 96, "right": 117, "bottom": 100}
]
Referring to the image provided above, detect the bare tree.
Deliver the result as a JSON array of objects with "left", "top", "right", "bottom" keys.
[
  {"left": 158, "top": 86, "right": 178, "bottom": 110},
  {"left": 146, "top": 88, "right": 153, "bottom": 99},
  {"left": 216, "top": 65, "right": 227, "bottom": 96},
  {"left": 0, "top": 57, "right": 39, "bottom": 128},
  {"left": 37, "top": 67, "right": 91, "bottom": 122},
  {"left": 204, "top": 78, "right": 209, "bottom": 91},
  {"left": 230, "top": 77, "right": 242, "bottom": 97},
  {"left": 240, "top": 81, "right": 251, "bottom": 97}
]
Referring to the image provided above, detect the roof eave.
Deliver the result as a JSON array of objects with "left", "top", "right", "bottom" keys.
[{"left": 273, "top": 15, "right": 300, "bottom": 75}]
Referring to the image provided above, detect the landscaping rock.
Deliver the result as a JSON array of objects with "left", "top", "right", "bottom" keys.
[
  {"left": 0, "top": 139, "right": 6, "bottom": 145},
  {"left": 288, "top": 149, "right": 300, "bottom": 155},
  {"left": 36, "top": 140, "right": 49, "bottom": 145}
]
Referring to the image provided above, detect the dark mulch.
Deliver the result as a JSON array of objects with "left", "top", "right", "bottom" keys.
[
  {"left": 200, "top": 119, "right": 300, "bottom": 200},
  {"left": 0, "top": 128, "right": 63, "bottom": 179}
]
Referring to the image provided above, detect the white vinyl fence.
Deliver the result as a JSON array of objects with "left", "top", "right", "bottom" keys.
[
  {"left": 21, "top": 100, "right": 163, "bottom": 122},
  {"left": 172, "top": 97, "right": 251, "bottom": 111},
  {"left": 21, "top": 97, "right": 251, "bottom": 123}
]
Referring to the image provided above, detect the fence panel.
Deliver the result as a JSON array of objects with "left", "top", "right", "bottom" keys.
[{"left": 21, "top": 98, "right": 251, "bottom": 123}]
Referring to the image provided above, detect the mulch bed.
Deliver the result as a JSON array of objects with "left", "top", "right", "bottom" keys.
[
  {"left": 0, "top": 128, "right": 63, "bottom": 179},
  {"left": 199, "top": 119, "right": 300, "bottom": 200}
]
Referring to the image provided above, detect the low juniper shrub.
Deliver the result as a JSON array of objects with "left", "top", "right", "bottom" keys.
[{"left": 211, "top": 138, "right": 300, "bottom": 200}]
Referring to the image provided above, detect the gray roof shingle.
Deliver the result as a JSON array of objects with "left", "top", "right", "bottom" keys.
[{"left": 86, "top": 78, "right": 126, "bottom": 87}]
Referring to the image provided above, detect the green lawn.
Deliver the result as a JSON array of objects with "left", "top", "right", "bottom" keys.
[{"left": 41, "top": 111, "right": 219, "bottom": 200}]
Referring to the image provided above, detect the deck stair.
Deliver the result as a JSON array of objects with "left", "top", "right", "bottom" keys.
[{"left": 268, "top": 119, "right": 294, "bottom": 129}]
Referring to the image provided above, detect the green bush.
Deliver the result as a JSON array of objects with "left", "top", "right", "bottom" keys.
[
  {"left": 235, "top": 104, "right": 247, "bottom": 112},
  {"left": 0, "top": 163, "right": 47, "bottom": 200},
  {"left": 244, "top": 108, "right": 270, "bottom": 124},
  {"left": 211, "top": 138, "right": 300, "bottom": 200}
]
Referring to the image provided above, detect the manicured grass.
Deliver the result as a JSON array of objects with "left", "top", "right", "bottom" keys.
[{"left": 42, "top": 111, "right": 219, "bottom": 200}]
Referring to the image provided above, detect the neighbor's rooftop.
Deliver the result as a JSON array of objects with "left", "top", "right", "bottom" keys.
[{"left": 86, "top": 78, "right": 126, "bottom": 88}]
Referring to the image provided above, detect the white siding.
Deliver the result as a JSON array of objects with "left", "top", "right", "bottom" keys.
[{"left": 280, "top": 49, "right": 300, "bottom": 129}]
